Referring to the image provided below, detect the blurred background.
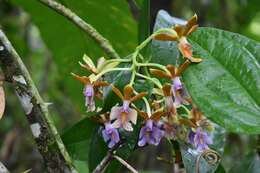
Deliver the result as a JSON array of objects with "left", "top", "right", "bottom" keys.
[{"left": 0, "top": 0, "right": 259, "bottom": 172}]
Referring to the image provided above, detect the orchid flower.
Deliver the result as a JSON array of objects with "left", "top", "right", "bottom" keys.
[
  {"left": 102, "top": 122, "right": 120, "bottom": 148},
  {"left": 151, "top": 62, "right": 190, "bottom": 107},
  {"left": 71, "top": 73, "right": 109, "bottom": 112},
  {"left": 162, "top": 84, "right": 176, "bottom": 117},
  {"left": 136, "top": 109, "right": 165, "bottom": 146},
  {"left": 110, "top": 85, "right": 147, "bottom": 131},
  {"left": 79, "top": 54, "right": 119, "bottom": 74},
  {"left": 189, "top": 127, "right": 213, "bottom": 152},
  {"left": 153, "top": 14, "right": 202, "bottom": 63}
]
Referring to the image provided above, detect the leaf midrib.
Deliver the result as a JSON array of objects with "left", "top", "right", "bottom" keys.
[{"left": 189, "top": 37, "right": 260, "bottom": 113}]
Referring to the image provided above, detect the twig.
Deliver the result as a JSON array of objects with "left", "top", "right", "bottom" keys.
[
  {"left": 0, "top": 29, "right": 77, "bottom": 173},
  {"left": 112, "top": 155, "right": 138, "bottom": 173},
  {"left": 0, "top": 162, "right": 9, "bottom": 173},
  {"left": 126, "top": 0, "right": 140, "bottom": 21},
  {"left": 92, "top": 151, "right": 113, "bottom": 173},
  {"left": 37, "top": 0, "right": 120, "bottom": 59}
]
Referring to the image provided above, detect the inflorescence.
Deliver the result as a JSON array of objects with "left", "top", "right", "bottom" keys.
[{"left": 72, "top": 15, "right": 214, "bottom": 153}]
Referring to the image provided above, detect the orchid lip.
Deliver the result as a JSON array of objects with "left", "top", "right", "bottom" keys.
[
  {"left": 84, "top": 84, "right": 94, "bottom": 97},
  {"left": 122, "top": 100, "right": 130, "bottom": 112}
]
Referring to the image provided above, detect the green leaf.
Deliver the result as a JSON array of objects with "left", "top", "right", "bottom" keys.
[
  {"left": 73, "top": 160, "right": 89, "bottom": 173},
  {"left": 152, "top": 10, "right": 260, "bottom": 134},
  {"left": 138, "top": 0, "right": 150, "bottom": 44},
  {"left": 62, "top": 118, "right": 98, "bottom": 161},
  {"left": 138, "top": 0, "right": 150, "bottom": 58},
  {"left": 229, "top": 152, "right": 260, "bottom": 173},
  {"left": 12, "top": 0, "right": 138, "bottom": 113},
  {"left": 215, "top": 164, "right": 226, "bottom": 173},
  {"left": 185, "top": 28, "right": 260, "bottom": 134}
]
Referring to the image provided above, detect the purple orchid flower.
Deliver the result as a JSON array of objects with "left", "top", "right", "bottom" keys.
[
  {"left": 138, "top": 119, "right": 165, "bottom": 147},
  {"left": 102, "top": 122, "right": 120, "bottom": 148},
  {"left": 110, "top": 102, "right": 137, "bottom": 131},
  {"left": 110, "top": 85, "right": 146, "bottom": 131},
  {"left": 72, "top": 73, "right": 109, "bottom": 112},
  {"left": 83, "top": 84, "right": 95, "bottom": 112},
  {"left": 172, "top": 77, "right": 184, "bottom": 107},
  {"left": 190, "top": 128, "right": 213, "bottom": 152}
]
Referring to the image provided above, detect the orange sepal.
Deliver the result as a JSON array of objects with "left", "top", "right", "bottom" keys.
[
  {"left": 151, "top": 110, "right": 166, "bottom": 121},
  {"left": 123, "top": 85, "right": 134, "bottom": 100},
  {"left": 111, "top": 85, "right": 124, "bottom": 100},
  {"left": 178, "top": 118, "right": 197, "bottom": 128},
  {"left": 186, "top": 56, "right": 203, "bottom": 63},
  {"left": 186, "top": 24, "right": 198, "bottom": 36},
  {"left": 150, "top": 69, "right": 171, "bottom": 79},
  {"left": 162, "top": 84, "right": 172, "bottom": 97},
  {"left": 135, "top": 108, "right": 149, "bottom": 120},
  {"left": 185, "top": 14, "right": 198, "bottom": 34},
  {"left": 154, "top": 33, "right": 178, "bottom": 41},
  {"left": 175, "top": 60, "right": 191, "bottom": 76},
  {"left": 71, "top": 73, "right": 90, "bottom": 84},
  {"left": 166, "top": 64, "right": 176, "bottom": 77},
  {"left": 174, "top": 25, "right": 185, "bottom": 37},
  {"left": 130, "top": 92, "right": 147, "bottom": 102},
  {"left": 94, "top": 81, "right": 109, "bottom": 87}
]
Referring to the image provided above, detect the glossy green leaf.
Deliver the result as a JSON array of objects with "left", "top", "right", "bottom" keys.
[
  {"left": 152, "top": 10, "right": 260, "bottom": 134},
  {"left": 185, "top": 28, "right": 260, "bottom": 133}
]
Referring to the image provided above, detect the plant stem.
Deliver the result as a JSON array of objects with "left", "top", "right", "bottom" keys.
[
  {"left": 113, "top": 155, "right": 139, "bottom": 173},
  {"left": 92, "top": 152, "right": 113, "bottom": 173},
  {"left": 93, "top": 67, "right": 131, "bottom": 81},
  {"left": 129, "top": 70, "right": 136, "bottom": 86},
  {"left": 136, "top": 72, "right": 162, "bottom": 89},
  {"left": 37, "top": 0, "right": 120, "bottom": 59},
  {"left": 0, "top": 29, "right": 77, "bottom": 173},
  {"left": 137, "top": 62, "right": 170, "bottom": 74}
]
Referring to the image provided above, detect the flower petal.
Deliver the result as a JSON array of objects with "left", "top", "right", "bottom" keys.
[
  {"left": 83, "top": 54, "right": 96, "bottom": 70},
  {"left": 123, "top": 121, "right": 133, "bottom": 131},
  {"left": 138, "top": 136, "right": 147, "bottom": 147},
  {"left": 110, "top": 106, "right": 121, "bottom": 120},
  {"left": 128, "top": 108, "right": 137, "bottom": 124},
  {"left": 112, "top": 119, "right": 121, "bottom": 129},
  {"left": 102, "top": 130, "right": 110, "bottom": 142}
]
